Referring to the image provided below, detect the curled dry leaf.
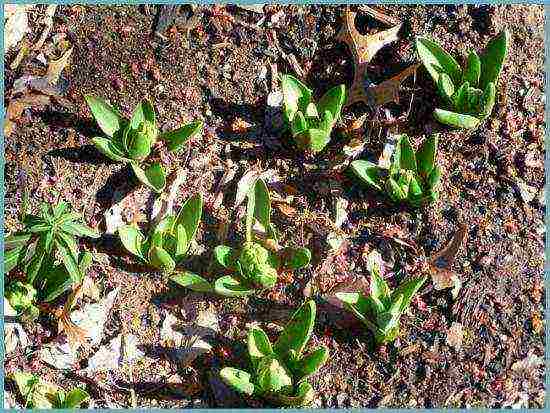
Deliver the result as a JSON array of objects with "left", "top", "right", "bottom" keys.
[
  {"left": 4, "top": 299, "right": 30, "bottom": 354},
  {"left": 428, "top": 223, "right": 467, "bottom": 297}
]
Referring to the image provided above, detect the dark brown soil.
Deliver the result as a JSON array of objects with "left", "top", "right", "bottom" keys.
[{"left": 4, "top": 4, "right": 545, "bottom": 408}]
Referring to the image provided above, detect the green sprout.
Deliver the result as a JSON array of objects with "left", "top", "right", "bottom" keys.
[
  {"left": 117, "top": 193, "right": 203, "bottom": 273},
  {"left": 11, "top": 371, "right": 89, "bottom": 409},
  {"left": 350, "top": 134, "right": 441, "bottom": 207},
  {"left": 280, "top": 74, "right": 346, "bottom": 153},
  {"left": 85, "top": 95, "right": 202, "bottom": 192},
  {"left": 171, "top": 178, "right": 311, "bottom": 297},
  {"left": 415, "top": 30, "right": 509, "bottom": 129},
  {"left": 335, "top": 250, "right": 427, "bottom": 345},
  {"left": 220, "top": 300, "right": 328, "bottom": 406},
  {"left": 4, "top": 202, "right": 98, "bottom": 306}
]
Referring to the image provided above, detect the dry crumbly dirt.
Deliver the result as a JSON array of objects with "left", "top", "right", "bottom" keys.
[{"left": 3, "top": 4, "right": 545, "bottom": 408}]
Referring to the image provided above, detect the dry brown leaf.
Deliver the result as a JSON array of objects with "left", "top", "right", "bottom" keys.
[
  {"left": 428, "top": 223, "right": 467, "bottom": 296},
  {"left": 4, "top": 94, "right": 51, "bottom": 137},
  {"left": 46, "top": 47, "right": 73, "bottom": 85}
]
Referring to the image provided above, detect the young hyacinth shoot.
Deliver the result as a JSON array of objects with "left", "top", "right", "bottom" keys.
[
  {"left": 11, "top": 371, "right": 90, "bottom": 409},
  {"left": 350, "top": 134, "right": 441, "bottom": 207},
  {"left": 335, "top": 250, "right": 427, "bottom": 345},
  {"left": 4, "top": 202, "right": 98, "bottom": 309},
  {"left": 118, "top": 193, "right": 203, "bottom": 273},
  {"left": 85, "top": 95, "right": 202, "bottom": 192},
  {"left": 280, "top": 74, "right": 346, "bottom": 153},
  {"left": 415, "top": 30, "right": 509, "bottom": 129},
  {"left": 171, "top": 177, "right": 311, "bottom": 297},
  {"left": 219, "top": 300, "right": 329, "bottom": 406}
]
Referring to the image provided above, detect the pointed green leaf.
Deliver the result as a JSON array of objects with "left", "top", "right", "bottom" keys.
[
  {"left": 391, "top": 275, "right": 427, "bottom": 314},
  {"left": 350, "top": 160, "right": 382, "bottom": 190},
  {"left": 61, "top": 221, "right": 100, "bottom": 239},
  {"left": 395, "top": 134, "right": 417, "bottom": 171},
  {"left": 171, "top": 271, "right": 213, "bottom": 292},
  {"left": 298, "top": 128, "right": 330, "bottom": 153},
  {"left": 248, "top": 327, "right": 273, "bottom": 363},
  {"left": 149, "top": 246, "right": 175, "bottom": 273},
  {"left": 433, "top": 108, "right": 480, "bottom": 129},
  {"left": 91, "top": 137, "right": 130, "bottom": 162},
  {"left": 479, "top": 30, "right": 509, "bottom": 90},
  {"left": 290, "top": 111, "right": 307, "bottom": 136},
  {"left": 437, "top": 73, "right": 455, "bottom": 104},
  {"left": 84, "top": 95, "right": 124, "bottom": 138},
  {"left": 174, "top": 224, "right": 188, "bottom": 258},
  {"left": 415, "top": 37, "right": 462, "bottom": 85},
  {"left": 426, "top": 165, "right": 442, "bottom": 190},
  {"left": 55, "top": 238, "right": 82, "bottom": 283},
  {"left": 268, "top": 381, "right": 315, "bottom": 407},
  {"left": 280, "top": 74, "right": 313, "bottom": 123},
  {"left": 26, "top": 248, "right": 46, "bottom": 284},
  {"left": 479, "top": 81, "right": 496, "bottom": 119},
  {"left": 130, "top": 162, "right": 166, "bottom": 193},
  {"left": 274, "top": 300, "right": 315, "bottom": 359},
  {"left": 174, "top": 193, "right": 203, "bottom": 245},
  {"left": 4, "top": 246, "right": 25, "bottom": 273},
  {"left": 214, "top": 245, "right": 237, "bottom": 269},
  {"left": 387, "top": 177, "right": 407, "bottom": 202},
  {"left": 319, "top": 110, "right": 334, "bottom": 133},
  {"left": 252, "top": 178, "right": 271, "bottom": 233},
  {"left": 305, "top": 102, "right": 318, "bottom": 118},
  {"left": 295, "top": 346, "right": 329, "bottom": 379},
  {"left": 408, "top": 176, "right": 423, "bottom": 200},
  {"left": 452, "top": 81, "right": 470, "bottom": 113},
  {"left": 282, "top": 247, "right": 311, "bottom": 270},
  {"left": 118, "top": 225, "right": 146, "bottom": 260},
  {"left": 162, "top": 120, "right": 203, "bottom": 152},
  {"left": 5, "top": 233, "right": 32, "bottom": 250},
  {"left": 416, "top": 134, "right": 438, "bottom": 178},
  {"left": 52, "top": 202, "right": 68, "bottom": 219},
  {"left": 317, "top": 84, "right": 346, "bottom": 120},
  {"left": 219, "top": 367, "right": 255, "bottom": 396},
  {"left": 60, "top": 388, "right": 89, "bottom": 408},
  {"left": 463, "top": 50, "right": 481, "bottom": 87},
  {"left": 214, "top": 275, "right": 255, "bottom": 297}
]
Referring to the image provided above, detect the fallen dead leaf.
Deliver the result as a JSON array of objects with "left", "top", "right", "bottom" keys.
[
  {"left": 85, "top": 334, "right": 144, "bottom": 373},
  {"left": 46, "top": 47, "right": 73, "bottom": 85},
  {"left": 428, "top": 223, "right": 467, "bottom": 297},
  {"left": 4, "top": 94, "right": 51, "bottom": 137},
  {"left": 4, "top": 299, "right": 30, "bottom": 354}
]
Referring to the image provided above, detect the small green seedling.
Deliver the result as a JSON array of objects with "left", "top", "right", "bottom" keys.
[
  {"left": 85, "top": 95, "right": 202, "bottom": 192},
  {"left": 415, "top": 30, "right": 509, "bottom": 129},
  {"left": 220, "top": 300, "right": 328, "bottom": 406},
  {"left": 336, "top": 250, "right": 427, "bottom": 345},
  {"left": 171, "top": 178, "right": 311, "bottom": 297},
  {"left": 280, "top": 74, "right": 346, "bottom": 153},
  {"left": 11, "top": 371, "right": 89, "bottom": 409},
  {"left": 351, "top": 134, "right": 441, "bottom": 207},
  {"left": 4, "top": 202, "right": 98, "bottom": 305},
  {"left": 118, "top": 193, "right": 203, "bottom": 273}
]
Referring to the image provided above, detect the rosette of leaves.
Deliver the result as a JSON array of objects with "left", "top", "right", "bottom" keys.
[
  {"left": 351, "top": 134, "right": 441, "bottom": 207},
  {"left": 11, "top": 371, "right": 89, "bottom": 409},
  {"left": 280, "top": 74, "right": 346, "bottom": 153},
  {"left": 415, "top": 30, "right": 509, "bottom": 129},
  {"left": 85, "top": 95, "right": 202, "bottom": 192},
  {"left": 220, "top": 300, "right": 329, "bottom": 406},
  {"left": 117, "top": 193, "right": 203, "bottom": 273},
  {"left": 171, "top": 178, "right": 311, "bottom": 296},
  {"left": 335, "top": 250, "right": 427, "bottom": 345},
  {"left": 4, "top": 202, "right": 98, "bottom": 306}
]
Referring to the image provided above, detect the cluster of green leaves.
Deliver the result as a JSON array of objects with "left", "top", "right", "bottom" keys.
[
  {"left": 4, "top": 202, "right": 98, "bottom": 316},
  {"left": 416, "top": 31, "right": 509, "bottom": 129},
  {"left": 172, "top": 178, "right": 311, "bottom": 297},
  {"left": 220, "top": 300, "right": 328, "bottom": 406},
  {"left": 280, "top": 74, "right": 346, "bottom": 153},
  {"left": 85, "top": 95, "right": 202, "bottom": 192},
  {"left": 11, "top": 371, "right": 89, "bottom": 409},
  {"left": 336, "top": 251, "right": 426, "bottom": 345},
  {"left": 351, "top": 134, "right": 441, "bottom": 207},
  {"left": 118, "top": 194, "right": 203, "bottom": 273}
]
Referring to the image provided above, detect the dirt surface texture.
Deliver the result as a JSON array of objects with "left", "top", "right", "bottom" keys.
[{"left": 3, "top": 4, "right": 545, "bottom": 409}]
